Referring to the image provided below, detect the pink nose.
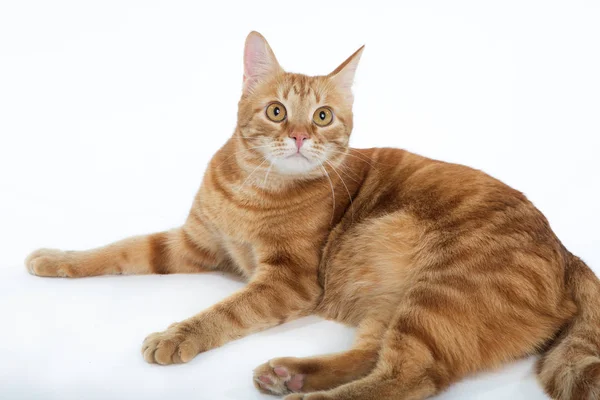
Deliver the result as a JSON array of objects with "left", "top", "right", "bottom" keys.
[{"left": 290, "top": 132, "right": 308, "bottom": 150}]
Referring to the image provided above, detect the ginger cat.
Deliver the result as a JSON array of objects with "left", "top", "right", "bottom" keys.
[{"left": 25, "top": 32, "right": 599, "bottom": 400}]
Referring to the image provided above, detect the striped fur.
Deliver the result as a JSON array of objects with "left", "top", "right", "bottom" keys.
[{"left": 25, "top": 32, "right": 598, "bottom": 399}]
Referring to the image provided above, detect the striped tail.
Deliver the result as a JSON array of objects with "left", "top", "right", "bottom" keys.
[{"left": 537, "top": 253, "right": 600, "bottom": 399}]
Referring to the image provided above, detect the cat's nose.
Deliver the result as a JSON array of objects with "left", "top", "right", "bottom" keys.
[{"left": 290, "top": 132, "right": 309, "bottom": 150}]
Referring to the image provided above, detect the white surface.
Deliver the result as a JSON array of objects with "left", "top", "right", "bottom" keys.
[{"left": 1, "top": 1, "right": 599, "bottom": 399}]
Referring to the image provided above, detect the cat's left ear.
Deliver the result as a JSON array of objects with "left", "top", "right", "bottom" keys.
[{"left": 328, "top": 46, "right": 365, "bottom": 100}]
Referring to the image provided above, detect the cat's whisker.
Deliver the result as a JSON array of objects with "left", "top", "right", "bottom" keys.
[
  {"left": 327, "top": 150, "right": 381, "bottom": 171},
  {"left": 311, "top": 129, "right": 375, "bottom": 167},
  {"left": 263, "top": 162, "right": 274, "bottom": 186},
  {"left": 215, "top": 145, "right": 271, "bottom": 169},
  {"left": 319, "top": 164, "right": 336, "bottom": 225},
  {"left": 325, "top": 160, "right": 354, "bottom": 224},
  {"left": 330, "top": 147, "right": 381, "bottom": 164},
  {"left": 325, "top": 158, "right": 360, "bottom": 183},
  {"left": 338, "top": 165, "right": 361, "bottom": 183},
  {"left": 238, "top": 158, "right": 269, "bottom": 191}
]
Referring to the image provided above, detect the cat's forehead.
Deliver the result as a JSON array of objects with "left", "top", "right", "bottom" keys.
[{"left": 275, "top": 73, "right": 330, "bottom": 106}]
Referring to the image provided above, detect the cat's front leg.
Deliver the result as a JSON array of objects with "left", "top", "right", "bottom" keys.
[
  {"left": 142, "top": 250, "right": 322, "bottom": 365},
  {"left": 25, "top": 224, "right": 225, "bottom": 277}
]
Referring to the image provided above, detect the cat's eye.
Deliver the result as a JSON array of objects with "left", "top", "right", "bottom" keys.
[
  {"left": 312, "top": 107, "right": 334, "bottom": 127},
  {"left": 266, "top": 102, "right": 287, "bottom": 122}
]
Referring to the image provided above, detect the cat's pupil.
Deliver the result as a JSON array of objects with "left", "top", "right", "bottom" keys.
[
  {"left": 274, "top": 107, "right": 280, "bottom": 116},
  {"left": 320, "top": 111, "right": 326, "bottom": 120}
]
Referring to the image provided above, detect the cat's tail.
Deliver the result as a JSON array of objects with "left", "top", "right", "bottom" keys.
[{"left": 537, "top": 252, "right": 600, "bottom": 399}]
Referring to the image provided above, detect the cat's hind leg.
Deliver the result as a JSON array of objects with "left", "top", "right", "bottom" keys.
[
  {"left": 253, "top": 313, "right": 388, "bottom": 396},
  {"left": 283, "top": 267, "right": 572, "bottom": 400},
  {"left": 282, "top": 305, "right": 455, "bottom": 400}
]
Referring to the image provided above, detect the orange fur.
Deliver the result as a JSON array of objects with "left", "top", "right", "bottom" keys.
[{"left": 25, "top": 32, "right": 599, "bottom": 399}]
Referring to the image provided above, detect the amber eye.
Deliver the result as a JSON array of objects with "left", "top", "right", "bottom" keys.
[
  {"left": 312, "top": 107, "right": 334, "bottom": 127},
  {"left": 266, "top": 102, "right": 287, "bottom": 122}
]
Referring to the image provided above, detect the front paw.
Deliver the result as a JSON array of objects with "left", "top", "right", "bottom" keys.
[
  {"left": 25, "top": 249, "right": 76, "bottom": 277},
  {"left": 141, "top": 322, "right": 201, "bottom": 365}
]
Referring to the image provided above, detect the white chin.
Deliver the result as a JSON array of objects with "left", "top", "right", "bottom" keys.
[{"left": 274, "top": 154, "right": 317, "bottom": 175}]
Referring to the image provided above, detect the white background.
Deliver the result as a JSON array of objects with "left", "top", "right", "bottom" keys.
[{"left": 1, "top": 1, "right": 599, "bottom": 399}]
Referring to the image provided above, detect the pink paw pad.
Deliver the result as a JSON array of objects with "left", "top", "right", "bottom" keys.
[
  {"left": 274, "top": 366, "right": 290, "bottom": 378},
  {"left": 259, "top": 375, "right": 273, "bottom": 385},
  {"left": 286, "top": 372, "right": 305, "bottom": 392}
]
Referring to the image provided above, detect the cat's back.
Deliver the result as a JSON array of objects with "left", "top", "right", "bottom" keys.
[
  {"left": 348, "top": 146, "right": 562, "bottom": 260},
  {"left": 348, "top": 146, "right": 533, "bottom": 223}
]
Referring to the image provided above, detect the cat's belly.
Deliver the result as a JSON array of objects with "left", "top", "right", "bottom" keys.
[
  {"left": 317, "top": 266, "right": 410, "bottom": 326},
  {"left": 316, "top": 212, "right": 420, "bottom": 326}
]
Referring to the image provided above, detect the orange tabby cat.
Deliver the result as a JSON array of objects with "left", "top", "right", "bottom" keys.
[{"left": 25, "top": 32, "right": 599, "bottom": 400}]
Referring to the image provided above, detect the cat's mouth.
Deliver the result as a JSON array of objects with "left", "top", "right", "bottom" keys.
[
  {"left": 273, "top": 151, "right": 318, "bottom": 175},
  {"left": 286, "top": 152, "right": 310, "bottom": 161}
]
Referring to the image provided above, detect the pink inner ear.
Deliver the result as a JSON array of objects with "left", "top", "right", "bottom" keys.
[
  {"left": 244, "top": 35, "right": 265, "bottom": 77},
  {"left": 243, "top": 33, "right": 281, "bottom": 91},
  {"left": 244, "top": 49, "right": 255, "bottom": 73}
]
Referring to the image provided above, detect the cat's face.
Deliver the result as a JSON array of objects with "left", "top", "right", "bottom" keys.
[{"left": 236, "top": 32, "right": 363, "bottom": 176}]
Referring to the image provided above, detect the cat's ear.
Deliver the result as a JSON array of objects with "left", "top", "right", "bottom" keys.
[
  {"left": 243, "top": 31, "right": 283, "bottom": 94},
  {"left": 328, "top": 46, "right": 364, "bottom": 101}
]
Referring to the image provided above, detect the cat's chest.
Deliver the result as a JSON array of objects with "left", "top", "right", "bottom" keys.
[
  {"left": 197, "top": 175, "right": 333, "bottom": 277},
  {"left": 198, "top": 196, "right": 285, "bottom": 277},
  {"left": 203, "top": 201, "right": 278, "bottom": 244},
  {"left": 220, "top": 237, "right": 258, "bottom": 278},
  {"left": 200, "top": 184, "right": 320, "bottom": 243}
]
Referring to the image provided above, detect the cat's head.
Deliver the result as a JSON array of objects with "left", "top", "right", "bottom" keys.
[{"left": 236, "top": 32, "right": 363, "bottom": 177}]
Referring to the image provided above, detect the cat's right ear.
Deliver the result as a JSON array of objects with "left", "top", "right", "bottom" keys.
[{"left": 243, "top": 31, "right": 283, "bottom": 94}]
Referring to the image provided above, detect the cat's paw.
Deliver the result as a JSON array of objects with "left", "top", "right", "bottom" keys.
[
  {"left": 284, "top": 394, "right": 327, "bottom": 400},
  {"left": 141, "top": 321, "right": 201, "bottom": 365},
  {"left": 284, "top": 395, "right": 308, "bottom": 400},
  {"left": 284, "top": 395, "right": 305, "bottom": 400},
  {"left": 25, "top": 249, "right": 76, "bottom": 277},
  {"left": 253, "top": 359, "right": 305, "bottom": 395}
]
